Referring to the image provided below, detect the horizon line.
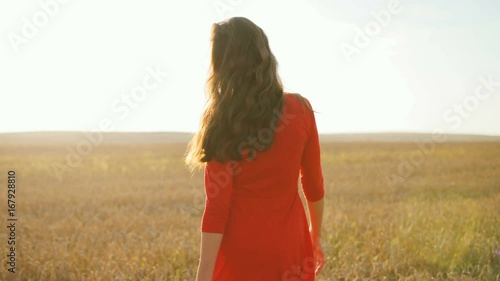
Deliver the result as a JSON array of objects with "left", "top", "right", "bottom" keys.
[{"left": 1, "top": 130, "right": 500, "bottom": 137}]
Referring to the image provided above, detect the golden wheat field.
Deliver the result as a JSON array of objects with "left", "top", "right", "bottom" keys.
[{"left": 0, "top": 141, "right": 499, "bottom": 281}]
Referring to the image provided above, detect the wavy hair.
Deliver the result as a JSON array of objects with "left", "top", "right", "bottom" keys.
[{"left": 186, "top": 17, "right": 297, "bottom": 170}]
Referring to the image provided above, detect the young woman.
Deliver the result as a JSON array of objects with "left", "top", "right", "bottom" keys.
[{"left": 186, "top": 17, "right": 325, "bottom": 281}]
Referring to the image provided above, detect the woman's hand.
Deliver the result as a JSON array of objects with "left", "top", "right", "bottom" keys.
[{"left": 310, "top": 235, "right": 325, "bottom": 276}]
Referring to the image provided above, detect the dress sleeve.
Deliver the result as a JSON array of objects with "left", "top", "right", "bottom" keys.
[
  {"left": 299, "top": 99, "right": 325, "bottom": 202},
  {"left": 201, "top": 159, "right": 233, "bottom": 233}
]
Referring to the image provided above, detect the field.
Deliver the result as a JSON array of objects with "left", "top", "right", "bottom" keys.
[{"left": 0, "top": 140, "right": 499, "bottom": 280}]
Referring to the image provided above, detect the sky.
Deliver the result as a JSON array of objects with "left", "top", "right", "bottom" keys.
[{"left": 1, "top": 0, "right": 499, "bottom": 135}]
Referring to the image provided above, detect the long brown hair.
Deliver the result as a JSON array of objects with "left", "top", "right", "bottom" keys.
[{"left": 185, "top": 17, "right": 287, "bottom": 170}]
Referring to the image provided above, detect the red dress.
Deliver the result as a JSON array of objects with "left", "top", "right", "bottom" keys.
[{"left": 201, "top": 94, "right": 325, "bottom": 281}]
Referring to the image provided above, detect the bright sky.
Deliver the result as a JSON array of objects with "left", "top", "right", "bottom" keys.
[{"left": 1, "top": 0, "right": 499, "bottom": 135}]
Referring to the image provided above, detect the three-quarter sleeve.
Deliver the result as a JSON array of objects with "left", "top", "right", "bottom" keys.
[
  {"left": 201, "top": 159, "right": 233, "bottom": 233},
  {"left": 299, "top": 99, "right": 325, "bottom": 202}
]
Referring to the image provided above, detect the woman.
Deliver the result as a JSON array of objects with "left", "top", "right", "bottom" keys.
[{"left": 186, "top": 17, "right": 325, "bottom": 281}]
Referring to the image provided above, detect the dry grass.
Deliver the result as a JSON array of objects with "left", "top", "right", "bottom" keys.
[{"left": 0, "top": 141, "right": 499, "bottom": 280}]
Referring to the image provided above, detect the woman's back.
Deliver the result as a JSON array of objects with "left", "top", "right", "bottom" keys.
[{"left": 201, "top": 93, "right": 324, "bottom": 280}]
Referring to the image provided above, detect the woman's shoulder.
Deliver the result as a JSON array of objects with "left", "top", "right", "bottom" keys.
[{"left": 284, "top": 92, "right": 313, "bottom": 112}]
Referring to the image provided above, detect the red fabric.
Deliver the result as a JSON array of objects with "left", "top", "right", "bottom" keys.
[{"left": 201, "top": 94, "right": 325, "bottom": 281}]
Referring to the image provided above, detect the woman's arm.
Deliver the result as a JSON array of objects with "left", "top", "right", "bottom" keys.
[
  {"left": 300, "top": 97, "right": 325, "bottom": 227},
  {"left": 196, "top": 232, "right": 223, "bottom": 281},
  {"left": 306, "top": 198, "right": 324, "bottom": 240},
  {"left": 306, "top": 197, "right": 325, "bottom": 276},
  {"left": 197, "top": 159, "right": 234, "bottom": 280},
  {"left": 299, "top": 97, "right": 325, "bottom": 276}
]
